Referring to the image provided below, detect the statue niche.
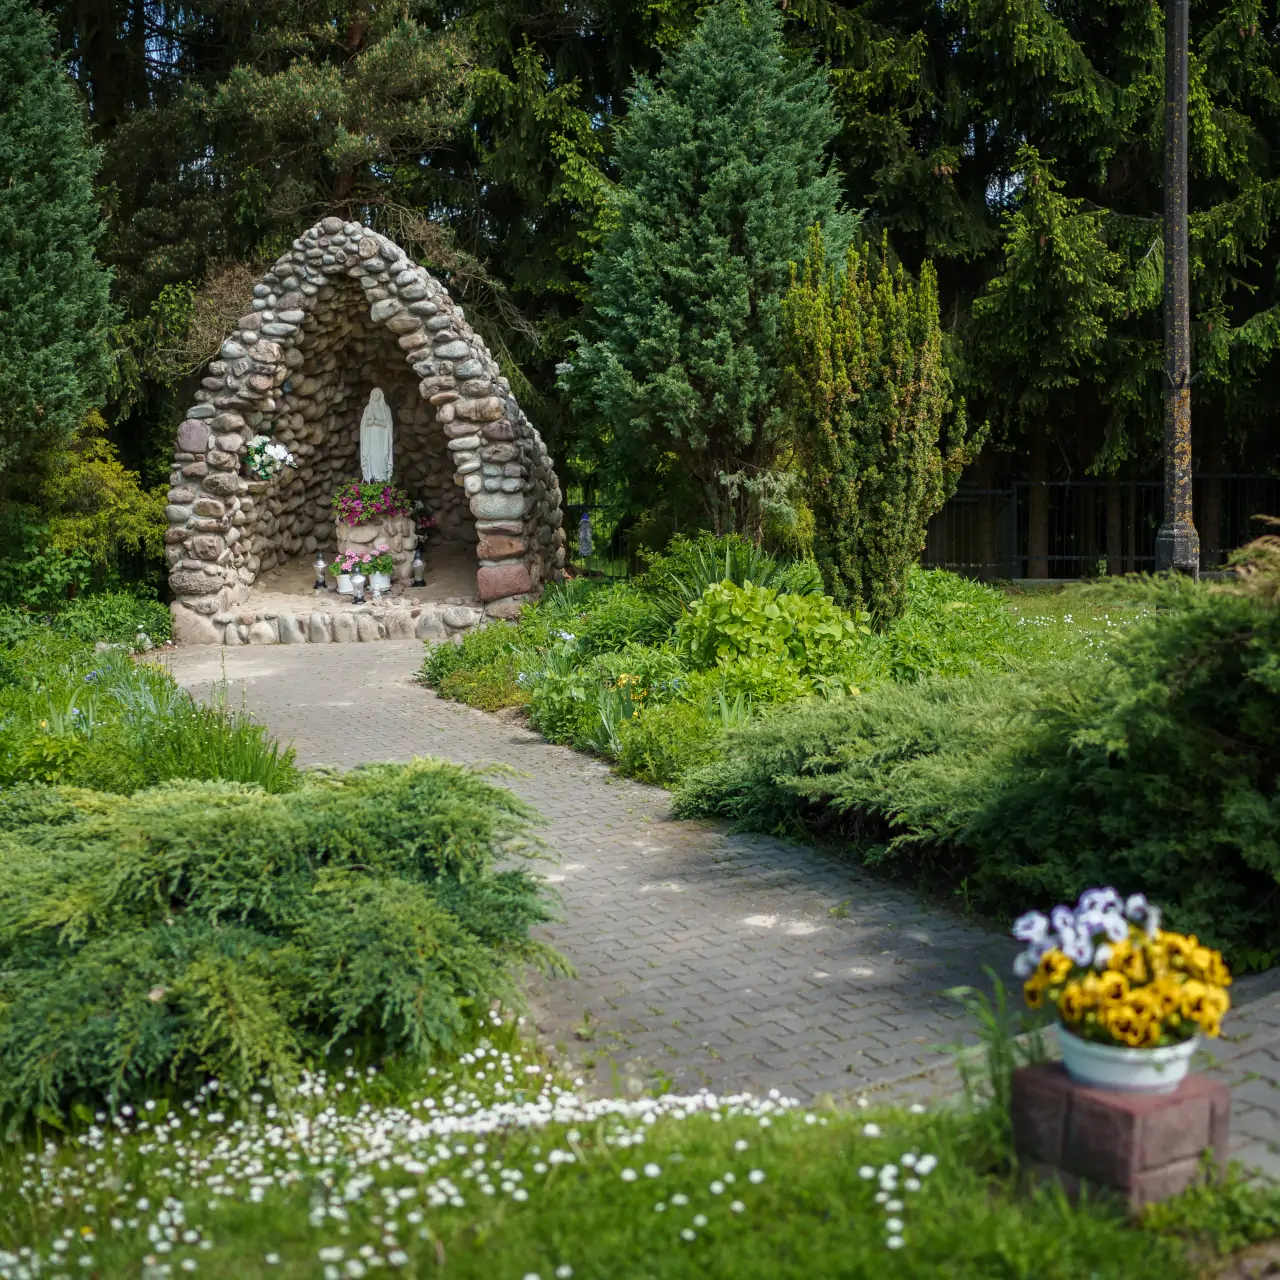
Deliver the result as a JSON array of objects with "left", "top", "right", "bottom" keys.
[{"left": 359, "top": 387, "right": 394, "bottom": 483}]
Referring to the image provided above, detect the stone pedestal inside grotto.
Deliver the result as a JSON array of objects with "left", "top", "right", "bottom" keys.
[{"left": 335, "top": 515, "right": 416, "bottom": 581}]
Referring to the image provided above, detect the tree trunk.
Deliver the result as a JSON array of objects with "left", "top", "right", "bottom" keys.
[
  {"left": 1028, "top": 428, "right": 1050, "bottom": 579},
  {"left": 976, "top": 452, "right": 996, "bottom": 581}
]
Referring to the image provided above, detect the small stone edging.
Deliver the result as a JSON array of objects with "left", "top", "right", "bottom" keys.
[{"left": 214, "top": 600, "right": 484, "bottom": 645}]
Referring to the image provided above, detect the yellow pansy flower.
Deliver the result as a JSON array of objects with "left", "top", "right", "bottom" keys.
[
  {"left": 1148, "top": 975, "right": 1183, "bottom": 1018},
  {"left": 1179, "top": 980, "right": 1211, "bottom": 1022},
  {"left": 1058, "top": 981, "right": 1091, "bottom": 1026},
  {"left": 1096, "top": 971, "right": 1130, "bottom": 1005},
  {"left": 1036, "top": 949, "right": 1073, "bottom": 987},
  {"left": 1105, "top": 1003, "right": 1154, "bottom": 1048}
]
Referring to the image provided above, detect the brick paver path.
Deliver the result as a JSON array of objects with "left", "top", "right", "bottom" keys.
[{"left": 165, "top": 641, "right": 1278, "bottom": 1172}]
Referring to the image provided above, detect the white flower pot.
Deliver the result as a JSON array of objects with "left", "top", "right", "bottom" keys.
[
  {"left": 370, "top": 571, "right": 392, "bottom": 592},
  {"left": 1058, "top": 1024, "right": 1198, "bottom": 1094},
  {"left": 336, "top": 573, "right": 353, "bottom": 596}
]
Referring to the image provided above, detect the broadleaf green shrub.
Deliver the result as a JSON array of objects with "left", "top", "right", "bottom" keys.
[
  {"left": 870, "top": 569, "right": 1016, "bottom": 681},
  {"left": 678, "top": 580, "right": 868, "bottom": 686},
  {"left": 636, "top": 531, "right": 823, "bottom": 615},
  {"left": 53, "top": 591, "right": 171, "bottom": 648},
  {"left": 567, "top": 584, "right": 671, "bottom": 655},
  {"left": 616, "top": 699, "right": 722, "bottom": 787},
  {"left": 0, "top": 761, "right": 557, "bottom": 1128}
]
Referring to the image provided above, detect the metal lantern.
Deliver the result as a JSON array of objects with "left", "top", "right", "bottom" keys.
[
  {"left": 350, "top": 571, "right": 366, "bottom": 604},
  {"left": 412, "top": 552, "right": 425, "bottom": 587},
  {"left": 313, "top": 554, "right": 327, "bottom": 590}
]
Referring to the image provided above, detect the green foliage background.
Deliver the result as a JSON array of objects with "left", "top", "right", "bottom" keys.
[
  {"left": 783, "top": 230, "right": 981, "bottom": 619},
  {"left": 13, "top": 0, "right": 1280, "bottom": 580},
  {"left": 563, "top": 0, "right": 852, "bottom": 532}
]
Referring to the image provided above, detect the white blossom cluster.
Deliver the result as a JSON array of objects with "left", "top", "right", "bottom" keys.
[
  {"left": 244, "top": 435, "right": 297, "bottom": 481},
  {"left": 7, "top": 1013, "right": 929, "bottom": 1280},
  {"left": 1012, "top": 887, "right": 1159, "bottom": 976},
  {"left": 856, "top": 1145, "right": 938, "bottom": 1250}
]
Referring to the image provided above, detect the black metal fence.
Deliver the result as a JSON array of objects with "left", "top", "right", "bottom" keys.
[
  {"left": 563, "top": 474, "right": 1279, "bottom": 582},
  {"left": 920, "top": 475, "right": 1280, "bottom": 579}
]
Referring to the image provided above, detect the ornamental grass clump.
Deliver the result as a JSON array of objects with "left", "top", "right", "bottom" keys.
[
  {"left": 0, "top": 761, "right": 557, "bottom": 1129},
  {"left": 1013, "top": 889, "right": 1231, "bottom": 1048}
]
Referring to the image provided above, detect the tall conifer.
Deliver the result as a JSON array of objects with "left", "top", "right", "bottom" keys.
[
  {"left": 0, "top": 0, "right": 113, "bottom": 491},
  {"left": 565, "top": 0, "right": 852, "bottom": 532}
]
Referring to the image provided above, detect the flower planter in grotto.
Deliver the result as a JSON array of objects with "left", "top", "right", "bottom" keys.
[
  {"left": 165, "top": 217, "right": 566, "bottom": 645},
  {"left": 333, "top": 515, "right": 416, "bottom": 582}
]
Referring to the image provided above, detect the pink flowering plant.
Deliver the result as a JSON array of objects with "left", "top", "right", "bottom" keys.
[
  {"left": 365, "top": 544, "right": 394, "bottom": 575},
  {"left": 329, "top": 549, "right": 374, "bottom": 578},
  {"left": 332, "top": 480, "right": 412, "bottom": 526}
]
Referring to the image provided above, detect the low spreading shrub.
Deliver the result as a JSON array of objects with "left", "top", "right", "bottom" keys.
[
  {"left": 678, "top": 565, "right": 1280, "bottom": 969},
  {"left": 0, "top": 760, "right": 557, "bottom": 1128}
]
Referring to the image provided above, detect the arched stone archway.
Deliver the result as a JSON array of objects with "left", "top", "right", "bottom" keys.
[{"left": 166, "top": 217, "right": 566, "bottom": 644}]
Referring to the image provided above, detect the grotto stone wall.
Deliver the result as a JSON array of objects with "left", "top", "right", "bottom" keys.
[{"left": 165, "top": 217, "right": 566, "bottom": 643}]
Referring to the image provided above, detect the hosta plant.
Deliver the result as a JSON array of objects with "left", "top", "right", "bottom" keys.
[
  {"left": 677, "top": 579, "right": 869, "bottom": 686},
  {"left": 1014, "top": 889, "right": 1231, "bottom": 1048}
]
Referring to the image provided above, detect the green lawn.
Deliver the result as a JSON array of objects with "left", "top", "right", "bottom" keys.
[{"left": 2, "top": 1015, "right": 1275, "bottom": 1280}]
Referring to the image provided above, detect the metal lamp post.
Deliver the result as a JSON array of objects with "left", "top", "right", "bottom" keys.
[{"left": 1154, "top": 0, "right": 1200, "bottom": 576}]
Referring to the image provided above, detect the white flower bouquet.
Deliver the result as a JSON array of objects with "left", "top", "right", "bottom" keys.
[{"left": 244, "top": 435, "right": 297, "bottom": 481}]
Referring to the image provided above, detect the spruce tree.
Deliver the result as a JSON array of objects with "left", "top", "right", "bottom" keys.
[
  {"left": 0, "top": 0, "right": 113, "bottom": 491},
  {"left": 565, "top": 0, "right": 852, "bottom": 532}
]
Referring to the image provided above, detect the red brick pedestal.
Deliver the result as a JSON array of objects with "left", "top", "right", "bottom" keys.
[{"left": 1011, "top": 1062, "right": 1230, "bottom": 1208}]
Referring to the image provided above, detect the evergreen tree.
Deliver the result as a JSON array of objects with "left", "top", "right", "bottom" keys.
[
  {"left": 783, "top": 230, "right": 980, "bottom": 620},
  {"left": 0, "top": 0, "right": 113, "bottom": 492},
  {"left": 565, "top": 0, "right": 853, "bottom": 533},
  {"left": 786, "top": 0, "right": 1280, "bottom": 478}
]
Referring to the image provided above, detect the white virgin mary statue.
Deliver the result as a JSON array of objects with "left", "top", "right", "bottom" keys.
[{"left": 360, "top": 387, "right": 394, "bottom": 482}]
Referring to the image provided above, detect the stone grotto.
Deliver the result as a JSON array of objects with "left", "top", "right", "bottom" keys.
[{"left": 165, "top": 216, "right": 567, "bottom": 645}]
